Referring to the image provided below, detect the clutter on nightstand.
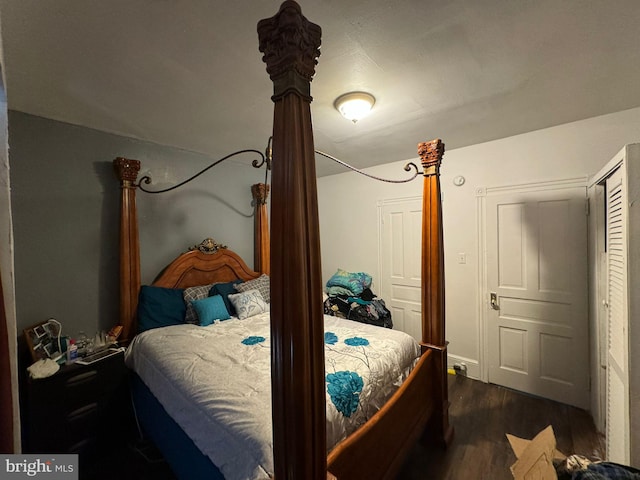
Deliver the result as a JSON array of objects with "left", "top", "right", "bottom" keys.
[
  {"left": 24, "top": 318, "right": 126, "bottom": 380},
  {"left": 23, "top": 318, "right": 65, "bottom": 363},
  {"left": 26, "top": 358, "right": 60, "bottom": 379}
]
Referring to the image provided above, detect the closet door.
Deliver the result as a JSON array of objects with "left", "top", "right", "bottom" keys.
[{"left": 605, "top": 166, "right": 630, "bottom": 464}]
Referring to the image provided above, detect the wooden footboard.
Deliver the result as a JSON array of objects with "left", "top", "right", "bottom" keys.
[{"left": 327, "top": 351, "right": 437, "bottom": 480}]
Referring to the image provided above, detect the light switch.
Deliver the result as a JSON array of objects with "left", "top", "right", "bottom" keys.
[{"left": 457, "top": 253, "right": 467, "bottom": 264}]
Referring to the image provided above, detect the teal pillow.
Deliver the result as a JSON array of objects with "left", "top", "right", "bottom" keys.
[
  {"left": 137, "top": 286, "right": 186, "bottom": 333},
  {"left": 209, "top": 280, "right": 243, "bottom": 316},
  {"left": 191, "top": 295, "right": 231, "bottom": 326}
]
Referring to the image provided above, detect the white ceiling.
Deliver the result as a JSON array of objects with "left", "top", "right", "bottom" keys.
[{"left": 1, "top": 0, "right": 640, "bottom": 176}]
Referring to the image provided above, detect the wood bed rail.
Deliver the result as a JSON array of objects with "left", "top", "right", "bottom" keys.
[
  {"left": 259, "top": 2, "right": 451, "bottom": 477},
  {"left": 327, "top": 351, "right": 437, "bottom": 479},
  {"left": 419, "top": 139, "right": 453, "bottom": 446},
  {"left": 252, "top": 183, "right": 270, "bottom": 275},
  {"left": 113, "top": 157, "right": 141, "bottom": 345},
  {"left": 258, "top": 2, "right": 325, "bottom": 479}
]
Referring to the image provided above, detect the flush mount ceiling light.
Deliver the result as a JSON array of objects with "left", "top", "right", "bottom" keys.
[{"left": 334, "top": 92, "right": 375, "bottom": 123}]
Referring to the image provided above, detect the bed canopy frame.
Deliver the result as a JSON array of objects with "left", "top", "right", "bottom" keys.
[{"left": 113, "top": 2, "right": 451, "bottom": 478}]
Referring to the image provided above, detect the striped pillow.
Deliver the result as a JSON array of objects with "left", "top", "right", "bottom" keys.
[
  {"left": 183, "top": 284, "right": 215, "bottom": 324},
  {"left": 235, "top": 274, "right": 270, "bottom": 303}
]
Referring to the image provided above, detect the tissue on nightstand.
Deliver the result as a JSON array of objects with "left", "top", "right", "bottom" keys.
[{"left": 27, "top": 358, "right": 60, "bottom": 379}]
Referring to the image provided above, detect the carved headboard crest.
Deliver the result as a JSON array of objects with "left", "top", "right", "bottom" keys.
[{"left": 189, "top": 238, "right": 228, "bottom": 254}]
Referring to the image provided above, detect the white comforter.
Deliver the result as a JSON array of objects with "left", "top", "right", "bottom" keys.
[{"left": 125, "top": 313, "right": 420, "bottom": 480}]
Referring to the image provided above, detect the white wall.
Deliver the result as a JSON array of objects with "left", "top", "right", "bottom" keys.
[{"left": 318, "top": 106, "right": 640, "bottom": 382}]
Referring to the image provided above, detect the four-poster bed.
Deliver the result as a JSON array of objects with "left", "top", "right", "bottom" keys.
[{"left": 113, "top": 2, "right": 451, "bottom": 479}]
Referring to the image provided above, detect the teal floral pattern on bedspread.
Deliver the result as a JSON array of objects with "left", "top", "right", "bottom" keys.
[
  {"left": 324, "top": 331, "right": 375, "bottom": 418},
  {"left": 344, "top": 336, "right": 369, "bottom": 347},
  {"left": 326, "top": 371, "right": 364, "bottom": 417},
  {"left": 324, "top": 332, "right": 338, "bottom": 345}
]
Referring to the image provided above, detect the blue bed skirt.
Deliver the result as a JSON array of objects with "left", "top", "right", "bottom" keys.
[{"left": 130, "top": 373, "right": 225, "bottom": 480}]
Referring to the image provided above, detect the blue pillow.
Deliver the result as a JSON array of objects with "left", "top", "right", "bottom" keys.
[
  {"left": 137, "top": 285, "right": 186, "bottom": 333},
  {"left": 191, "top": 295, "right": 231, "bottom": 326},
  {"left": 209, "top": 280, "right": 243, "bottom": 316}
]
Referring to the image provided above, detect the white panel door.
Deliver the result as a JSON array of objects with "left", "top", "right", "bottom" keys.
[
  {"left": 605, "top": 167, "right": 630, "bottom": 464},
  {"left": 380, "top": 199, "right": 422, "bottom": 341},
  {"left": 486, "top": 186, "right": 589, "bottom": 408}
]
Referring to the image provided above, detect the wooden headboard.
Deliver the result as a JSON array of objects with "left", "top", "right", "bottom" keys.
[{"left": 152, "top": 239, "right": 261, "bottom": 290}]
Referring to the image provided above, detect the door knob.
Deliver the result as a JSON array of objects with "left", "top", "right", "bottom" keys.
[{"left": 490, "top": 292, "right": 500, "bottom": 310}]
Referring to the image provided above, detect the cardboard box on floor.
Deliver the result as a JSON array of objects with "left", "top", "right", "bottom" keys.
[{"left": 507, "top": 425, "right": 566, "bottom": 480}]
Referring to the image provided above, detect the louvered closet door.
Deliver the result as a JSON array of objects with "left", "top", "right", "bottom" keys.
[{"left": 605, "top": 167, "right": 630, "bottom": 464}]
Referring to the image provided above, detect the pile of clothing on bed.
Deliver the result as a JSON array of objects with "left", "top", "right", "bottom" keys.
[{"left": 323, "top": 268, "right": 393, "bottom": 329}]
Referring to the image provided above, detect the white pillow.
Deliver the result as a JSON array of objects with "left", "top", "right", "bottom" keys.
[
  {"left": 235, "top": 274, "right": 270, "bottom": 303},
  {"left": 227, "top": 289, "right": 268, "bottom": 320}
]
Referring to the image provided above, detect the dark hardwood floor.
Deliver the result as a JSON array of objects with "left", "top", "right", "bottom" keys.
[
  {"left": 94, "top": 375, "right": 604, "bottom": 480},
  {"left": 396, "top": 374, "right": 605, "bottom": 480}
]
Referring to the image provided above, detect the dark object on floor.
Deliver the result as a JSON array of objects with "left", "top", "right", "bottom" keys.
[
  {"left": 557, "top": 455, "right": 594, "bottom": 479},
  {"left": 558, "top": 457, "right": 640, "bottom": 480},
  {"left": 80, "top": 439, "right": 177, "bottom": 480},
  {"left": 129, "top": 438, "right": 168, "bottom": 465}
]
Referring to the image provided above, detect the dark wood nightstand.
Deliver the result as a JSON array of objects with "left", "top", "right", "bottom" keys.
[{"left": 21, "top": 349, "right": 131, "bottom": 456}]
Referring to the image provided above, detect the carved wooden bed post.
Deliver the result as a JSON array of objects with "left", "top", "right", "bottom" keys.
[
  {"left": 418, "top": 139, "right": 454, "bottom": 446},
  {"left": 113, "top": 157, "right": 141, "bottom": 344},
  {"left": 251, "top": 183, "right": 270, "bottom": 275},
  {"left": 258, "top": 2, "right": 326, "bottom": 480}
]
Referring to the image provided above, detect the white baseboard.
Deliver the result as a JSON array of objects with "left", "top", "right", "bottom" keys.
[{"left": 447, "top": 354, "right": 480, "bottom": 380}]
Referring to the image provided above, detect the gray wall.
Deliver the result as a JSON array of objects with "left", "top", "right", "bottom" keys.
[{"left": 9, "top": 111, "right": 265, "bottom": 337}]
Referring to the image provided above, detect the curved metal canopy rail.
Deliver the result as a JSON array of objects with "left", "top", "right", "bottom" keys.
[{"left": 135, "top": 142, "right": 420, "bottom": 195}]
